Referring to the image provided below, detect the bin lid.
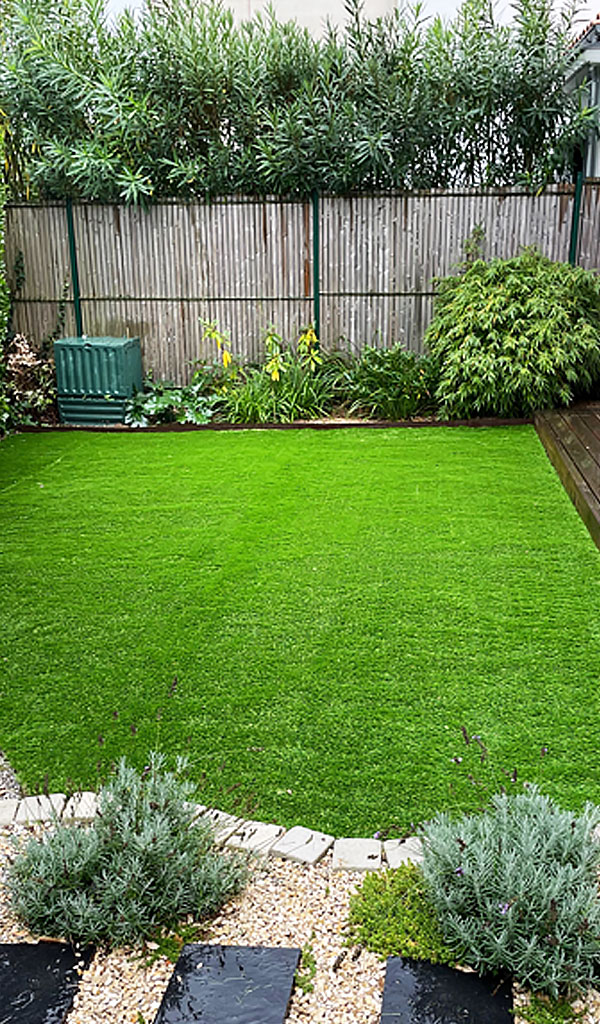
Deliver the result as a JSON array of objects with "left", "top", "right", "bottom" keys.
[{"left": 55, "top": 336, "right": 140, "bottom": 348}]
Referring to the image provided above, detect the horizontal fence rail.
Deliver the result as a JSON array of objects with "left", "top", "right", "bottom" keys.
[{"left": 6, "top": 186, "right": 600, "bottom": 384}]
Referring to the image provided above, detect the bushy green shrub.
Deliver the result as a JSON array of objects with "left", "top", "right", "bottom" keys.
[
  {"left": 425, "top": 250, "right": 600, "bottom": 418},
  {"left": 421, "top": 787, "right": 600, "bottom": 996},
  {"left": 8, "top": 754, "right": 248, "bottom": 948},
  {"left": 347, "top": 862, "right": 455, "bottom": 963},
  {"left": 343, "top": 345, "right": 439, "bottom": 420},
  {"left": 125, "top": 374, "right": 218, "bottom": 427}
]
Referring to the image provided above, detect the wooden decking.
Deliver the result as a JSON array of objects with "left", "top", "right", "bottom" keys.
[{"left": 535, "top": 403, "right": 600, "bottom": 551}]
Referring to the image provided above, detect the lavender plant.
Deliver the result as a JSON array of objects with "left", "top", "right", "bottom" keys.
[
  {"left": 421, "top": 787, "right": 600, "bottom": 996},
  {"left": 8, "top": 753, "right": 248, "bottom": 948}
]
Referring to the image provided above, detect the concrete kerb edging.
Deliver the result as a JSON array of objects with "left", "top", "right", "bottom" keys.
[{"left": 0, "top": 792, "right": 424, "bottom": 871}]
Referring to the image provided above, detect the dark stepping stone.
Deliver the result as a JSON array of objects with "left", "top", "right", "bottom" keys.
[
  {"left": 153, "top": 943, "right": 301, "bottom": 1024},
  {"left": 0, "top": 941, "right": 90, "bottom": 1024},
  {"left": 380, "top": 957, "right": 513, "bottom": 1023}
]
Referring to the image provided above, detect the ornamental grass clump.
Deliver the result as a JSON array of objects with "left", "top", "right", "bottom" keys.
[
  {"left": 421, "top": 787, "right": 600, "bottom": 997},
  {"left": 425, "top": 250, "right": 600, "bottom": 418},
  {"left": 8, "top": 754, "right": 249, "bottom": 948}
]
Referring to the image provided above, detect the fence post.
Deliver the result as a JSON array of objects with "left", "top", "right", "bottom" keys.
[
  {"left": 65, "top": 198, "right": 83, "bottom": 336},
  {"left": 312, "top": 189, "right": 320, "bottom": 339},
  {"left": 568, "top": 173, "right": 584, "bottom": 267}
]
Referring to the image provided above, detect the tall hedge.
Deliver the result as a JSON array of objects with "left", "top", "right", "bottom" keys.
[{"left": 0, "top": 0, "right": 591, "bottom": 202}]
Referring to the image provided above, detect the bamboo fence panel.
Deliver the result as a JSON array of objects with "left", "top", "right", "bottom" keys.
[{"left": 5, "top": 186, "right": 596, "bottom": 383}]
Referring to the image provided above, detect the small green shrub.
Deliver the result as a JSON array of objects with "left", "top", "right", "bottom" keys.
[
  {"left": 346, "top": 862, "right": 455, "bottom": 963},
  {"left": 8, "top": 753, "right": 248, "bottom": 948},
  {"left": 343, "top": 345, "right": 439, "bottom": 420},
  {"left": 125, "top": 374, "right": 217, "bottom": 427},
  {"left": 421, "top": 787, "right": 600, "bottom": 997},
  {"left": 425, "top": 250, "right": 600, "bottom": 418},
  {"left": 518, "top": 994, "right": 582, "bottom": 1024}
]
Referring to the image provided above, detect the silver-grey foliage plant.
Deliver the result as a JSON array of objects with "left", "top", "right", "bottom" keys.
[
  {"left": 8, "top": 753, "right": 249, "bottom": 948},
  {"left": 421, "top": 787, "right": 600, "bottom": 997}
]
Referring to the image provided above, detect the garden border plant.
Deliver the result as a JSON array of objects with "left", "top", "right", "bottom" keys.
[
  {"left": 7, "top": 753, "right": 249, "bottom": 948},
  {"left": 425, "top": 248, "right": 600, "bottom": 419}
]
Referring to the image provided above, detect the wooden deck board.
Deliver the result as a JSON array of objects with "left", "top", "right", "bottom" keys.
[{"left": 535, "top": 405, "right": 600, "bottom": 551}]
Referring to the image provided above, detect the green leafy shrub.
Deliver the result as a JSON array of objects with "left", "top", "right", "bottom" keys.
[
  {"left": 343, "top": 345, "right": 439, "bottom": 420},
  {"left": 8, "top": 753, "right": 248, "bottom": 948},
  {"left": 125, "top": 374, "right": 217, "bottom": 427},
  {"left": 425, "top": 250, "right": 600, "bottom": 418},
  {"left": 0, "top": 334, "right": 57, "bottom": 433},
  {"left": 421, "top": 787, "right": 600, "bottom": 996},
  {"left": 347, "top": 862, "right": 455, "bottom": 963}
]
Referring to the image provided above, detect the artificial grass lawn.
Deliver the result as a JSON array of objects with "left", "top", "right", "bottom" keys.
[{"left": 1, "top": 425, "right": 600, "bottom": 836}]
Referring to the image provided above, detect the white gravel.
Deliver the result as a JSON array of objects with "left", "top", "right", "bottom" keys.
[{"left": 1, "top": 780, "right": 600, "bottom": 1022}]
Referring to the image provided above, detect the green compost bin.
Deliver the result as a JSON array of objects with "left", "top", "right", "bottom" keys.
[{"left": 54, "top": 336, "right": 142, "bottom": 425}]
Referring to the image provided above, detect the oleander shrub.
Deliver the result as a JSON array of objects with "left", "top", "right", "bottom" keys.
[
  {"left": 425, "top": 250, "right": 600, "bottom": 418},
  {"left": 421, "top": 787, "right": 600, "bottom": 996},
  {"left": 343, "top": 345, "right": 440, "bottom": 420},
  {"left": 8, "top": 754, "right": 249, "bottom": 948}
]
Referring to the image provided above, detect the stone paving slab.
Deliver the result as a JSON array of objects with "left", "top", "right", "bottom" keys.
[
  {"left": 270, "top": 825, "right": 335, "bottom": 866},
  {"left": 332, "top": 837, "right": 382, "bottom": 872},
  {"left": 201, "top": 808, "right": 246, "bottom": 844},
  {"left": 225, "top": 820, "right": 285, "bottom": 855},
  {"left": 15, "top": 794, "right": 66, "bottom": 824},
  {"left": 0, "top": 798, "right": 19, "bottom": 826},
  {"left": 0, "top": 941, "right": 92, "bottom": 1024},
  {"left": 381, "top": 957, "right": 513, "bottom": 1022},
  {"left": 384, "top": 837, "right": 424, "bottom": 868},
  {"left": 62, "top": 792, "right": 98, "bottom": 821},
  {"left": 153, "top": 944, "right": 301, "bottom": 1024}
]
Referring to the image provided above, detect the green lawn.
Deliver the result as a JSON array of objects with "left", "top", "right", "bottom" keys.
[{"left": 1, "top": 425, "right": 600, "bottom": 836}]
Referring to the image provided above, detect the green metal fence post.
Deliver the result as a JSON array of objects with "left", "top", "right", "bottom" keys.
[
  {"left": 312, "top": 189, "right": 320, "bottom": 340},
  {"left": 569, "top": 172, "right": 584, "bottom": 267},
  {"left": 66, "top": 198, "right": 83, "bottom": 337}
]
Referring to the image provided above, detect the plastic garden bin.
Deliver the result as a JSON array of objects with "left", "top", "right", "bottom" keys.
[{"left": 54, "top": 336, "right": 142, "bottom": 425}]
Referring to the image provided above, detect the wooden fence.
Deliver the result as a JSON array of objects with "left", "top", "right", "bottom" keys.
[{"left": 5, "top": 185, "right": 600, "bottom": 384}]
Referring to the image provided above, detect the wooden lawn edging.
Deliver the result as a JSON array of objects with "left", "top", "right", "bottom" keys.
[{"left": 535, "top": 404, "right": 600, "bottom": 552}]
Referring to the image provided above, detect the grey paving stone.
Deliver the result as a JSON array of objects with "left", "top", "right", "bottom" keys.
[
  {"left": 225, "top": 820, "right": 285, "bottom": 854},
  {"left": 1, "top": 942, "right": 93, "bottom": 1024},
  {"left": 201, "top": 808, "right": 245, "bottom": 844},
  {"left": 0, "top": 799, "right": 20, "bottom": 826},
  {"left": 270, "top": 825, "right": 334, "bottom": 866},
  {"left": 15, "top": 794, "right": 66, "bottom": 823},
  {"left": 332, "top": 837, "right": 382, "bottom": 872},
  {"left": 384, "top": 836, "right": 424, "bottom": 868},
  {"left": 184, "top": 802, "right": 207, "bottom": 822},
  {"left": 381, "top": 957, "right": 512, "bottom": 1022},
  {"left": 62, "top": 791, "right": 98, "bottom": 821},
  {"left": 153, "top": 944, "right": 301, "bottom": 1024}
]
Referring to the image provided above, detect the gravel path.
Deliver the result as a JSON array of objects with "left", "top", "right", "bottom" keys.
[{"left": 1, "top": 759, "right": 600, "bottom": 1023}]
